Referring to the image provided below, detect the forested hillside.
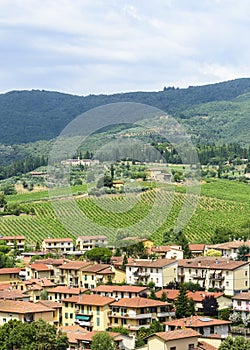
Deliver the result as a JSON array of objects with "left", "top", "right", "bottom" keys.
[{"left": 0, "top": 78, "right": 250, "bottom": 145}]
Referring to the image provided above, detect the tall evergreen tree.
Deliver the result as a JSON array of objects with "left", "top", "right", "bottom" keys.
[{"left": 175, "top": 284, "right": 195, "bottom": 318}]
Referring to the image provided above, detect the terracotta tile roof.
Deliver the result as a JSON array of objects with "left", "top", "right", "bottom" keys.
[
  {"left": 232, "top": 291, "right": 250, "bottom": 300},
  {"left": 178, "top": 257, "right": 248, "bottom": 270},
  {"left": 111, "top": 297, "right": 166, "bottom": 308},
  {"left": 189, "top": 244, "right": 205, "bottom": 252},
  {"left": 38, "top": 300, "right": 62, "bottom": 309},
  {"left": 152, "top": 329, "right": 200, "bottom": 341},
  {"left": 155, "top": 289, "right": 224, "bottom": 302},
  {"left": 111, "top": 257, "right": 134, "bottom": 267},
  {"left": 63, "top": 294, "right": 115, "bottom": 306},
  {"left": 36, "top": 258, "right": 67, "bottom": 265},
  {"left": 92, "top": 285, "right": 148, "bottom": 293},
  {"left": 77, "top": 235, "right": 107, "bottom": 240},
  {"left": 215, "top": 240, "right": 250, "bottom": 250},
  {"left": 58, "top": 261, "right": 91, "bottom": 270},
  {"left": 126, "top": 258, "right": 177, "bottom": 268},
  {"left": 43, "top": 238, "right": 73, "bottom": 243},
  {"left": 82, "top": 264, "right": 112, "bottom": 273},
  {"left": 151, "top": 246, "right": 171, "bottom": 253},
  {"left": 0, "top": 284, "right": 11, "bottom": 290},
  {"left": 164, "top": 315, "right": 231, "bottom": 328},
  {"left": 0, "top": 290, "right": 28, "bottom": 300},
  {"left": 0, "top": 268, "right": 20, "bottom": 275},
  {"left": 49, "top": 286, "right": 88, "bottom": 294},
  {"left": 30, "top": 263, "right": 53, "bottom": 271},
  {"left": 0, "top": 236, "right": 25, "bottom": 240},
  {"left": 198, "top": 341, "right": 217, "bottom": 350},
  {"left": 0, "top": 300, "right": 54, "bottom": 313},
  {"left": 24, "top": 278, "right": 55, "bottom": 287},
  {"left": 75, "top": 331, "right": 120, "bottom": 342},
  {"left": 59, "top": 325, "right": 89, "bottom": 344}
]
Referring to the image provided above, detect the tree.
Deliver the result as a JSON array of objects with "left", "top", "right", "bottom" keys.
[
  {"left": 0, "top": 194, "right": 6, "bottom": 208},
  {"left": 175, "top": 284, "right": 195, "bottom": 318},
  {"left": 219, "top": 308, "right": 231, "bottom": 321},
  {"left": 160, "top": 291, "right": 167, "bottom": 301},
  {"left": 121, "top": 255, "right": 128, "bottom": 271},
  {"left": 85, "top": 247, "right": 112, "bottom": 263},
  {"left": 183, "top": 282, "right": 203, "bottom": 291},
  {"left": 1, "top": 183, "right": 16, "bottom": 195},
  {"left": 40, "top": 289, "right": 48, "bottom": 300},
  {"left": 205, "top": 249, "right": 222, "bottom": 257},
  {"left": 0, "top": 318, "right": 69, "bottom": 350},
  {"left": 202, "top": 296, "right": 218, "bottom": 316},
  {"left": 148, "top": 290, "right": 157, "bottom": 300},
  {"left": 218, "top": 336, "right": 250, "bottom": 350},
  {"left": 91, "top": 332, "right": 115, "bottom": 350},
  {"left": 236, "top": 245, "right": 250, "bottom": 261}
]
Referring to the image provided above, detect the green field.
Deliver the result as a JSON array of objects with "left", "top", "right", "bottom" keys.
[{"left": 0, "top": 180, "right": 249, "bottom": 245}]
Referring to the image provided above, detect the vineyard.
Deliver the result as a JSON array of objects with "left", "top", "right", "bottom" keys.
[{"left": 0, "top": 187, "right": 249, "bottom": 245}]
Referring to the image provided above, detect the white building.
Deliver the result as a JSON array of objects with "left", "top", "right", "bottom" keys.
[
  {"left": 232, "top": 291, "right": 250, "bottom": 320},
  {"left": 126, "top": 258, "right": 178, "bottom": 287},
  {"left": 75, "top": 235, "right": 107, "bottom": 252},
  {"left": 42, "top": 238, "right": 74, "bottom": 253}
]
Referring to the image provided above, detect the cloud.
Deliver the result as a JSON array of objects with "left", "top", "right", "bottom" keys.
[{"left": 0, "top": 0, "right": 249, "bottom": 95}]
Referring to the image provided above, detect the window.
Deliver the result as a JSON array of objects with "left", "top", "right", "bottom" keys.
[
  {"left": 96, "top": 306, "right": 100, "bottom": 315},
  {"left": 245, "top": 281, "right": 248, "bottom": 286},
  {"left": 170, "top": 347, "right": 176, "bottom": 350},
  {"left": 65, "top": 312, "right": 68, "bottom": 319},
  {"left": 245, "top": 271, "right": 248, "bottom": 276},
  {"left": 210, "top": 326, "right": 214, "bottom": 334},
  {"left": 237, "top": 300, "right": 242, "bottom": 306},
  {"left": 65, "top": 302, "right": 68, "bottom": 308},
  {"left": 92, "top": 275, "right": 94, "bottom": 280},
  {"left": 226, "top": 281, "right": 229, "bottom": 286},
  {"left": 188, "top": 345, "right": 194, "bottom": 350},
  {"left": 3, "top": 318, "right": 6, "bottom": 323},
  {"left": 70, "top": 313, "right": 73, "bottom": 319},
  {"left": 96, "top": 317, "right": 100, "bottom": 326},
  {"left": 115, "top": 318, "right": 118, "bottom": 324}
]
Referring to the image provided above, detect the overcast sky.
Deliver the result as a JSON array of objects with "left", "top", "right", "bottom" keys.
[{"left": 0, "top": 0, "right": 250, "bottom": 96}]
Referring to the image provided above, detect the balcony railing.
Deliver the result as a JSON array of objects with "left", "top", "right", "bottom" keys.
[{"left": 209, "top": 274, "right": 225, "bottom": 280}]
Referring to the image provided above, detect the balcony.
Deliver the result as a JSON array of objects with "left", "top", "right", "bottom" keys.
[
  {"left": 209, "top": 274, "right": 224, "bottom": 280},
  {"left": 178, "top": 271, "right": 185, "bottom": 276},
  {"left": 75, "top": 314, "right": 93, "bottom": 327},
  {"left": 109, "top": 311, "right": 152, "bottom": 319},
  {"left": 192, "top": 274, "right": 206, "bottom": 279},
  {"left": 157, "top": 311, "right": 175, "bottom": 318}
]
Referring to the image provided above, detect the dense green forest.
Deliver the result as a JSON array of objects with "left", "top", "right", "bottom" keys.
[{"left": 0, "top": 78, "right": 250, "bottom": 145}]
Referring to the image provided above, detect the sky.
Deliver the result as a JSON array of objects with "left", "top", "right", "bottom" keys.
[{"left": 0, "top": 0, "right": 250, "bottom": 96}]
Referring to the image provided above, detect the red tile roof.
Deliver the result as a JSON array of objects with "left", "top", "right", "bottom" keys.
[
  {"left": 82, "top": 264, "right": 112, "bottom": 273},
  {"left": 126, "top": 258, "right": 177, "bottom": 268},
  {"left": 0, "top": 236, "right": 25, "bottom": 240},
  {"left": 58, "top": 261, "right": 91, "bottom": 270},
  {"left": 63, "top": 294, "right": 115, "bottom": 306},
  {"left": 155, "top": 289, "right": 224, "bottom": 302},
  {"left": 92, "top": 285, "right": 148, "bottom": 293},
  {"left": 189, "top": 244, "right": 205, "bottom": 252},
  {"left": 75, "top": 331, "right": 120, "bottom": 342},
  {"left": 38, "top": 300, "right": 62, "bottom": 309},
  {"left": 111, "top": 297, "right": 166, "bottom": 308},
  {"left": 30, "top": 264, "right": 53, "bottom": 271},
  {"left": 0, "top": 300, "right": 54, "bottom": 313},
  {"left": 198, "top": 341, "right": 217, "bottom": 350},
  {"left": 49, "top": 286, "right": 88, "bottom": 294},
  {"left": 43, "top": 238, "right": 73, "bottom": 243},
  {"left": 164, "top": 315, "right": 231, "bottom": 328},
  {"left": 0, "top": 268, "right": 20, "bottom": 275},
  {"left": 151, "top": 329, "right": 200, "bottom": 341},
  {"left": 232, "top": 291, "right": 250, "bottom": 300}
]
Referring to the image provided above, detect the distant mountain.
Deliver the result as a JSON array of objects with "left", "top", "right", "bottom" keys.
[{"left": 0, "top": 78, "right": 250, "bottom": 145}]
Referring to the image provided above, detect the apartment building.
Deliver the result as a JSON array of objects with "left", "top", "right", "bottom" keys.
[
  {"left": 189, "top": 244, "right": 206, "bottom": 257},
  {"left": 48, "top": 286, "right": 88, "bottom": 302},
  {"left": 150, "top": 245, "right": 184, "bottom": 259},
  {"left": 109, "top": 297, "right": 172, "bottom": 334},
  {"left": 165, "top": 315, "right": 231, "bottom": 339},
  {"left": 126, "top": 258, "right": 178, "bottom": 287},
  {"left": 155, "top": 289, "right": 232, "bottom": 312},
  {"left": 92, "top": 285, "right": 149, "bottom": 299},
  {"left": 81, "top": 264, "right": 115, "bottom": 289},
  {"left": 178, "top": 257, "right": 249, "bottom": 296},
  {"left": 61, "top": 294, "right": 115, "bottom": 330},
  {"left": 232, "top": 291, "right": 250, "bottom": 320},
  {"left": 57, "top": 261, "right": 91, "bottom": 287},
  {"left": 41, "top": 238, "right": 74, "bottom": 253},
  {"left": 0, "top": 300, "right": 54, "bottom": 325},
  {"left": 0, "top": 267, "right": 21, "bottom": 285},
  {"left": 138, "top": 329, "right": 202, "bottom": 350},
  {"left": 75, "top": 235, "right": 107, "bottom": 251},
  {"left": 207, "top": 240, "right": 250, "bottom": 260},
  {"left": 0, "top": 235, "right": 25, "bottom": 253},
  {"left": 26, "top": 263, "right": 55, "bottom": 280}
]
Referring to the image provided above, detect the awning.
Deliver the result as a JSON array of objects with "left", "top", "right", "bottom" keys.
[{"left": 75, "top": 315, "right": 91, "bottom": 321}]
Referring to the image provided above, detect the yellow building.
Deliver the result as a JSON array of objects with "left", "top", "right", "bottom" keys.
[
  {"left": 48, "top": 286, "right": 88, "bottom": 302},
  {"left": 0, "top": 235, "right": 25, "bottom": 253},
  {"left": 61, "top": 294, "right": 115, "bottom": 331},
  {"left": 109, "top": 297, "right": 170, "bottom": 335},
  {"left": 0, "top": 267, "right": 21, "bottom": 285},
  {"left": 138, "top": 329, "right": 201, "bottom": 350},
  {"left": 26, "top": 263, "right": 54, "bottom": 280},
  {"left": 0, "top": 299, "right": 54, "bottom": 325},
  {"left": 38, "top": 300, "right": 62, "bottom": 327},
  {"left": 81, "top": 264, "right": 115, "bottom": 289},
  {"left": 57, "top": 261, "right": 91, "bottom": 287}
]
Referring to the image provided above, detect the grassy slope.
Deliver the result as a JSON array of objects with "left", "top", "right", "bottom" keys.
[{"left": 1, "top": 180, "right": 249, "bottom": 245}]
